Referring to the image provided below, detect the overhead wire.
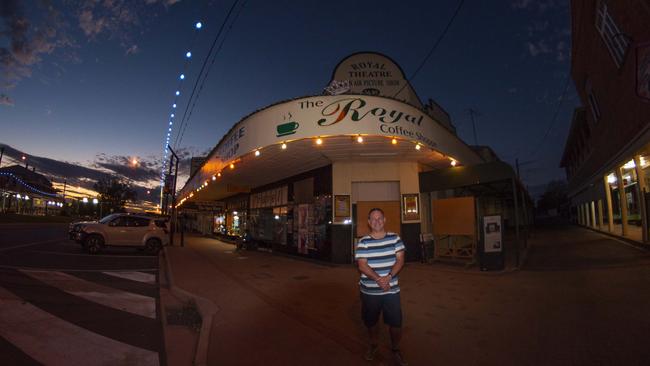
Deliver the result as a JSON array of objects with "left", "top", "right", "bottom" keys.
[
  {"left": 172, "top": 0, "right": 244, "bottom": 150},
  {"left": 392, "top": 0, "right": 466, "bottom": 98}
]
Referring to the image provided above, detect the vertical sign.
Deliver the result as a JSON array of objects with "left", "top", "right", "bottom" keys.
[{"left": 483, "top": 215, "right": 502, "bottom": 253}]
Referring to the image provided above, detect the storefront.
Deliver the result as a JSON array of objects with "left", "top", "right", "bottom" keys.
[{"left": 177, "top": 52, "right": 486, "bottom": 262}]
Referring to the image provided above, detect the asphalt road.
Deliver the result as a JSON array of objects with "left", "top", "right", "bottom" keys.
[{"left": 0, "top": 223, "right": 165, "bottom": 366}]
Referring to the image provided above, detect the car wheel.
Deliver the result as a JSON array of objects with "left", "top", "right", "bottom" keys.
[
  {"left": 85, "top": 234, "right": 104, "bottom": 254},
  {"left": 145, "top": 238, "right": 162, "bottom": 254}
]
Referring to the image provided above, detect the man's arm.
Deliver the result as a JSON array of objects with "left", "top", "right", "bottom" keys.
[
  {"left": 376, "top": 250, "right": 405, "bottom": 290},
  {"left": 357, "top": 258, "right": 390, "bottom": 291}
]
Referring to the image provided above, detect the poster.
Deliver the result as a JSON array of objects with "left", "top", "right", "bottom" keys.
[
  {"left": 334, "top": 195, "right": 350, "bottom": 219},
  {"left": 483, "top": 215, "right": 502, "bottom": 253},
  {"left": 402, "top": 193, "right": 420, "bottom": 221}
]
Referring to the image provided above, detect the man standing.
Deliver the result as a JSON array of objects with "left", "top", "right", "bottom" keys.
[{"left": 355, "top": 208, "right": 407, "bottom": 365}]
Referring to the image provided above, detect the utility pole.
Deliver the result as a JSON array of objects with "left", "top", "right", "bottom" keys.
[
  {"left": 166, "top": 145, "right": 180, "bottom": 246},
  {"left": 467, "top": 108, "right": 481, "bottom": 145}
]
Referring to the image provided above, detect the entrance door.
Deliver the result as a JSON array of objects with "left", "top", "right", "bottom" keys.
[{"left": 352, "top": 181, "right": 401, "bottom": 238}]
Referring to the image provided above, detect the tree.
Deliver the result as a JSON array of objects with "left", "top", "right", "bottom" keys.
[{"left": 93, "top": 177, "right": 137, "bottom": 213}]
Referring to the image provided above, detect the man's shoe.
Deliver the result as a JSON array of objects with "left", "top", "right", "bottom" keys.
[
  {"left": 392, "top": 349, "right": 408, "bottom": 366},
  {"left": 364, "top": 344, "right": 379, "bottom": 361}
]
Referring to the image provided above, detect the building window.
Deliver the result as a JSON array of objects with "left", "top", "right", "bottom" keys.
[
  {"left": 595, "top": 1, "right": 630, "bottom": 68},
  {"left": 585, "top": 78, "right": 602, "bottom": 122}
]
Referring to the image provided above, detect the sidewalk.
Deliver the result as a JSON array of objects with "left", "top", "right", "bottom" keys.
[
  {"left": 160, "top": 228, "right": 650, "bottom": 366},
  {"left": 162, "top": 236, "right": 368, "bottom": 366}
]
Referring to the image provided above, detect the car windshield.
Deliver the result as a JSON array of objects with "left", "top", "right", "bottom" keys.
[{"left": 99, "top": 214, "right": 121, "bottom": 224}]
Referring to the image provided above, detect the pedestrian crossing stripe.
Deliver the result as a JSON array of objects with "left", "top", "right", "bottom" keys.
[
  {"left": 21, "top": 270, "right": 157, "bottom": 319},
  {"left": 102, "top": 271, "right": 157, "bottom": 284},
  {"left": 0, "top": 286, "right": 159, "bottom": 366}
]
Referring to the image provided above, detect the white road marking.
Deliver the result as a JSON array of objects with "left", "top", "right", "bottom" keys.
[
  {"left": 0, "top": 286, "right": 159, "bottom": 366},
  {"left": 21, "top": 270, "right": 156, "bottom": 319},
  {"left": 0, "top": 264, "right": 158, "bottom": 272},
  {"left": 103, "top": 271, "right": 157, "bottom": 284},
  {"left": 0, "top": 238, "right": 62, "bottom": 252},
  {"left": 29, "top": 249, "right": 158, "bottom": 258}
]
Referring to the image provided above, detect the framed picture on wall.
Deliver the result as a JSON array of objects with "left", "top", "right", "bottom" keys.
[
  {"left": 334, "top": 195, "right": 351, "bottom": 220},
  {"left": 402, "top": 193, "right": 420, "bottom": 222}
]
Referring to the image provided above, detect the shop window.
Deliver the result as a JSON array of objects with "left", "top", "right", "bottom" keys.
[
  {"left": 621, "top": 160, "right": 641, "bottom": 226},
  {"left": 595, "top": 1, "right": 630, "bottom": 68}
]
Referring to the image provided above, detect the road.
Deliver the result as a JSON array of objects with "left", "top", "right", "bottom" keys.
[{"left": 0, "top": 223, "right": 165, "bottom": 366}]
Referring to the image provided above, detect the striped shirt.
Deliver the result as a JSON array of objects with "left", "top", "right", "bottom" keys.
[{"left": 354, "top": 233, "right": 405, "bottom": 295}]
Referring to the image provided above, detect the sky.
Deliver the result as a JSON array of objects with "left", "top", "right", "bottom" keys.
[{"left": 0, "top": 0, "right": 580, "bottom": 199}]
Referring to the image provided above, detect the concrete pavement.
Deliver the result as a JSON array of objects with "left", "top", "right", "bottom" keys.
[{"left": 162, "top": 226, "right": 650, "bottom": 366}]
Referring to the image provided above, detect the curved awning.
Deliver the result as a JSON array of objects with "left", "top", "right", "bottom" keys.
[{"left": 178, "top": 95, "right": 483, "bottom": 205}]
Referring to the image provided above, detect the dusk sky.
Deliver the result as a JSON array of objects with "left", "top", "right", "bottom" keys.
[{"left": 1, "top": 0, "right": 579, "bottom": 194}]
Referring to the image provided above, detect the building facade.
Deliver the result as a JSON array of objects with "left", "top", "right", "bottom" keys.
[
  {"left": 561, "top": 0, "right": 650, "bottom": 242},
  {"left": 177, "top": 52, "right": 528, "bottom": 264}
]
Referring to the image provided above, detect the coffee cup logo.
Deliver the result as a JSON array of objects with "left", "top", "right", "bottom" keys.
[{"left": 276, "top": 121, "right": 299, "bottom": 137}]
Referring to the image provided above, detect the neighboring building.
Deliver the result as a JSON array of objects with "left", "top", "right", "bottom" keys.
[
  {"left": 0, "top": 165, "right": 62, "bottom": 214},
  {"left": 177, "top": 52, "right": 531, "bottom": 265},
  {"left": 560, "top": 1, "right": 650, "bottom": 243}
]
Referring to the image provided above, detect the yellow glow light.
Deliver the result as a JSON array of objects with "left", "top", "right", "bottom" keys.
[
  {"left": 450, "top": 159, "right": 457, "bottom": 167},
  {"left": 415, "top": 144, "right": 421, "bottom": 150},
  {"left": 391, "top": 138, "right": 397, "bottom": 145},
  {"left": 218, "top": 172, "right": 221, "bottom": 177},
  {"left": 357, "top": 136, "right": 363, "bottom": 143},
  {"left": 255, "top": 150, "right": 260, "bottom": 157},
  {"left": 281, "top": 143, "right": 287, "bottom": 150},
  {"left": 212, "top": 176, "right": 216, "bottom": 181},
  {"left": 316, "top": 138, "right": 323, "bottom": 145},
  {"left": 230, "top": 163, "right": 235, "bottom": 169}
]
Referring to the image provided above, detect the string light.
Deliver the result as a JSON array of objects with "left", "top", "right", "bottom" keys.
[
  {"left": 230, "top": 163, "right": 235, "bottom": 169},
  {"left": 159, "top": 21, "right": 204, "bottom": 207},
  {"left": 0, "top": 172, "right": 59, "bottom": 197}
]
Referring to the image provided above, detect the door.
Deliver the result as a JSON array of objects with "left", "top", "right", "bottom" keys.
[
  {"left": 106, "top": 216, "right": 129, "bottom": 245},
  {"left": 122, "top": 217, "right": 151, "bottom": 246}
]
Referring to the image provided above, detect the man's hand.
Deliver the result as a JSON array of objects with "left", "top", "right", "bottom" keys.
[{"left": 376, "top": 275, "right": 391, "bottom": 291}]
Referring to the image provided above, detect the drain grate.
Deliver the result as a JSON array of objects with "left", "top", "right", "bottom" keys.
[{"left": 166, "top": 300, "right": 202, "bottom": 332}]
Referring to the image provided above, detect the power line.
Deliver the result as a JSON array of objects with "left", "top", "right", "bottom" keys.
[
  {"left": 528, "top": 73, "right": 572, "bottom": 158},
  {"left": 175, "top": 0, "right": 247, "bottom": 150},
  {"left": 173, "top": 0, "right": 242, "bottom": 150},
  {"left": 392, "top": 0, "right": 466, "bottom": 98}
]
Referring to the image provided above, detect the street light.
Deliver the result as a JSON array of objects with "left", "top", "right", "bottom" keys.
[
  {"left": 82, "top": 197, "right": 88, "bottom": 203},
  {"left": 92, "top": 198, "right": 98, "bottom": 204}
]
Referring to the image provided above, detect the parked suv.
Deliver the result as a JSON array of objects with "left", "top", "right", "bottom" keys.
[{"left": 78, "top": 213, "right": 169, "bottom": 254}]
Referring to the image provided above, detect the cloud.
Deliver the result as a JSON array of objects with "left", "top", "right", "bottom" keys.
[
  {"left": 511, "top": 0, "right": 533, "bottom": 9},
  {"left": 78, "top": 9, "right": 106, "bottom": 37},
  {"left": 125, "top": 44, "right": 139, "bottom": 55},
  {"left": 527, "top": 40, "right": 551, "bottom": 56},
  {"left": 0, "top": 0, "right": 184, "bottom": 99},
  {"left": 0, "top": 94, "right": 14, "bottom": 106}
]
